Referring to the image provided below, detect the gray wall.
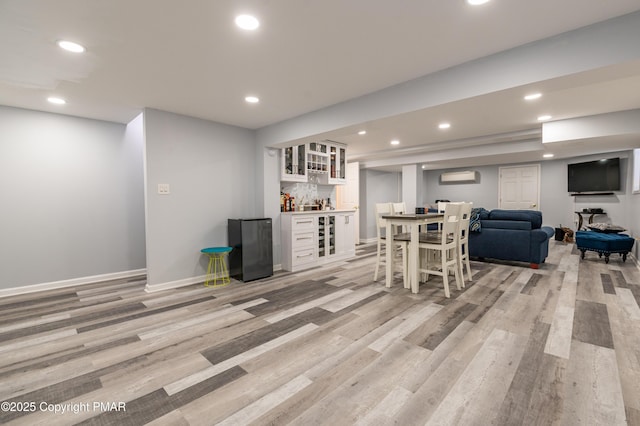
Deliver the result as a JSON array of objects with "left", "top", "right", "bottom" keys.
[
  {"left": 360, "top": 169, "right": 402, "bottom": 241},
  {"left": 422, "top": 151, "right": 635, "bottom": 232},
  {"left": 0, "top": 106, "right": 146, "bottom": 289},
  {"left": 143, "top": 108, "right": 256, "bottom": 287},
  {"left": 424, "top": 165, "right": 500, "bottom": 210}
]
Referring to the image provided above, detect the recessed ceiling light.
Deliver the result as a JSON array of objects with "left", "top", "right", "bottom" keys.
[
  {"left": 438, "top": 122, "right": 451, "bottom": 129},
  {"left": 524, "top": 93, "right": 542, "bottom": 101},
  {"left": 57, "top": 40, "right": 85, "bottom": 53},
  {"left": 47, "top": 96, "right": 66, "bottom": 105},
  {"left": 467, "top": 0, "right": 490, "bottom": 5},
  {"left": 422, "top": 165, "right": 426, "bottom": 169},
  {"left": 358, "top": 130, "right": 366, "bottom": 135},
  {"left": 235, "top": 15, "right": 260, "bottom": 30},
  {"left": 537, "top": 115, "right": 552, "bottom": 121},
  {"left": 245, "top": 96, "right": 259, "bottom": 103},
  {"left": 390, "top": 140, "right": 400, "bottom": 146},
  {"left": 543, "top": 153, "right": 554, "bottom": 158}
]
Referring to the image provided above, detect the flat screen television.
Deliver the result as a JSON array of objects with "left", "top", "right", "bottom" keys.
[{"left": 567, "top": 157, "right": 620, "bottom": 193}]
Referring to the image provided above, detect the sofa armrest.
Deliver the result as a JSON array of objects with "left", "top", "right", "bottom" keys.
[
  {"left": 531, "top": 228, "right": 552, "bottom": 243},
  {"left": 529, "top": 227, "right": 554, "bottom": 264},
  {"left": 540, "top": 226, "right": 554, "bottom": 239}
]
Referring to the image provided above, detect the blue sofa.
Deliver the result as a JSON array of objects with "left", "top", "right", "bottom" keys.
[{"left": 468, "top": 209, "right": 554, "bottom": 268}]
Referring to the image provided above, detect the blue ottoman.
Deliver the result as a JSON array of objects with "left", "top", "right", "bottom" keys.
[{"left": 575, "top": 231, "right": 634, "bottom": 263}]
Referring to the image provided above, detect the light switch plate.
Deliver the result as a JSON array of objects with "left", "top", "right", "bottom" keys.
[{"left": 158, "top": 184, "right": 170, "bottom": 194}]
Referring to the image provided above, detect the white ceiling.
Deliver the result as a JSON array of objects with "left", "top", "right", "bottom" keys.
[{"left": 2, "top": 0, "right": 640, "bottom": 170}]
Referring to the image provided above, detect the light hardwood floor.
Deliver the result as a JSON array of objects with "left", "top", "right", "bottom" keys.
[{"left": 1, "top": 241, "right": 639, "bottom": 425}]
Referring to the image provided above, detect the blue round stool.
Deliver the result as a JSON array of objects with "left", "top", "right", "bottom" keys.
[{"left": 200, "top": 247, "right": 233, "bottom": 287}]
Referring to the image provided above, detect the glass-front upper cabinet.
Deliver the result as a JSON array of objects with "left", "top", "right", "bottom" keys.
[
  {"left": 297, "top": 144, "right": 306, "bottom": 175},
  {"left": 328, "top": 142, "right": 347, "bottom": 185},
  {"left": 281, "top": 144, "right": 307, "bottom": 182},
  {"left": 308, "top": 142, "right": 327, "bottom": 154}
]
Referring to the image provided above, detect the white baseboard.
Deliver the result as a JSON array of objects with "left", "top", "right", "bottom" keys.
[
  {"left": 146, "top": 264, "right": 283, "bottom": 293},
  {"left": 360, "top": 237, "right": 377, "bottom": 244},
  {"left": 145, "top": 274, "right": 206, "bottom": 293},
  {"left": 0, "top": 269, "right": 147, "bottom": 299}
]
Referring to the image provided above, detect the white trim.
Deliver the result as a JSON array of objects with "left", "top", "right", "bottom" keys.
[
  {"left": 0, "top": 269, "right": 147, "bottom": 299},
  {"left": 361, "top": 237, "right": 378, "bottom": 244},
  {"left": 145, "top": 264, "right": 281, "bottom": 293},
  {"left": 145, "top": 274, "right": 206, "bottom": 293}
]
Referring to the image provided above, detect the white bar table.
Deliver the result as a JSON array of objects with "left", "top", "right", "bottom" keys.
[{"left": 382, "top": 213, "right": 444, "bottom": 293}]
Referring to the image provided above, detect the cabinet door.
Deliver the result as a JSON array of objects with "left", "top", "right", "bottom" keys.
[
  {"left": 335, "top": 213, "right": 355, "bottom": 256},
  {"left": 282, "top": 146, "right": 294, "bottom": 178},
  {"left": 281, "top": 145, "right": 308, "bottom": 182},
  {"left": 329, "top": 145, "right": 337, "bottom": 180},
  {"left": 317, "top": 216, "right": 326, "bottom": 259},
  {"left": 297, "top": 144, "right": 306, "bottom": 176},
  {"left": 328, "top": 215, "right": 336, "bottom": 256},
  {"left": 328, "top": 143, "right": 347, "bottom": 185},
  {"left": 317, "top": 215, "right": 336, "bottom": 258}
]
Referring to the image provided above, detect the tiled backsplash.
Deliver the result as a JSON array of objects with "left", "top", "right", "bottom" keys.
[{"left": 281, "top": 182, "right": 336, "bottom": 208}]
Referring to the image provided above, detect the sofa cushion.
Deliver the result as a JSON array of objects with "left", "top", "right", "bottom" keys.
[
  {"left": 488, "top": 209, "right": 542, "bottom": 229},
  {"left": 481, "top": 220, "right": 532, "bottom": 231}
]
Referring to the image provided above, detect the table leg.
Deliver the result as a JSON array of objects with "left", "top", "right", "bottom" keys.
[
  {"left": 411, "top": 222, "right": 419, "bottom": 293},
  {"left": 385, "top": 221, "right": 393, "bottom": 288}
]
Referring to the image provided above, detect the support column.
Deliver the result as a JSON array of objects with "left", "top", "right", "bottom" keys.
[{"left": 402, "top": 164, "right": 423, "bottom": 213}]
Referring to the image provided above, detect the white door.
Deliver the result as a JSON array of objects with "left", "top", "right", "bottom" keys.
[
  {"left": 336, "top": 161, "right": 360, "bottom": 243},
  {"left": 499, "top": 164, "right": 540, "bottom": 210}
]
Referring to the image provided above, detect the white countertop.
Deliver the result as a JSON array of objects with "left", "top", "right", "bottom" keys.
[{"left": 281, "top": 209, "right": 356, "bottom": 215}]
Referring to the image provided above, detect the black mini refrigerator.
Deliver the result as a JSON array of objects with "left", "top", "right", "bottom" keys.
[{"left": 228, "top": 218, "right": 273, "bottom": 282}]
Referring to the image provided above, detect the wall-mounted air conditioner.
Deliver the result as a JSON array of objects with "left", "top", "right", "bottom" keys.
[{"left": 440, "top": 170, "right": 478, "bottom": 184}]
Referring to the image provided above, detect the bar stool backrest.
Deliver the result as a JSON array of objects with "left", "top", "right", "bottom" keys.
[
  {"left": 441, "top": 203, "right": 462, "bottom": 242},
  {"left": 391, "top": 202, "right": 406, "bottom": 214},
  {"left": 375, "top": 202, "right": 393, "bottom": 239},
  {"left": 458, "top": 202, "right": 473, "bottom": 240}
]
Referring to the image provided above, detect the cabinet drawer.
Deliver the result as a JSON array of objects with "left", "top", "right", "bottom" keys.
[
  {"left": 292, "top": 216, "right": 316, "bottom": 230},
  {"left": 292, "top": 248, "right": 315, "bottom": 266},
  {"left": 292, "top": 231, "right": 315, "bottom": 248}
]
